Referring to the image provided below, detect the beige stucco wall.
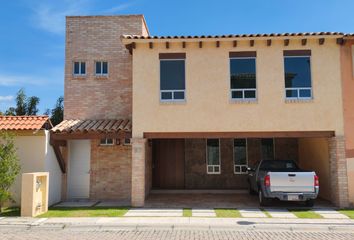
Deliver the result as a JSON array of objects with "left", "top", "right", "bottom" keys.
[
  {"left": 9, "top": 131, "right": 61, "bottom": 206},
  {"left": 131, "top": 38, "right": 344, "bottom": 137},
  {"left": 298, "top": 138, "right": 331, "bottom": 201}
]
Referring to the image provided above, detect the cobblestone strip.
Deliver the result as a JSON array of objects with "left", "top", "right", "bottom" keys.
[{"left": 1, "top": 229, "right": 354, "bottom": 240}]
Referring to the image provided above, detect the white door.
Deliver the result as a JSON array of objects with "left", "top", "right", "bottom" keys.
[{"left": 68, "top": 140, "right": 90, "bottom": 199}]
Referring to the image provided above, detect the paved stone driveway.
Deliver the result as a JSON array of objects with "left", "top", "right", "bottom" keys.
[
  {"left": 124, "top": 208, "right": 349, "bottom": 219},
  {"left": 1, "top": 228, "right": 354, "bottom": 240}
]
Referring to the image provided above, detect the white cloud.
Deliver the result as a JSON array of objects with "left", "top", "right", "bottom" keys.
[
  {"left": 30, "top": 0, "right": 92, "bottom": 35},
  {"left": 30, "top": 0, "right": 135, "bottom": 35},
  {"left": 0, "top": 69, "right": 63, "bottom": 87},
  {"left": 0, "top": 96, "right": 14, "bottom": 102},
  {"left": 104, "top": 2, "right": 133, "bottom": 14}
]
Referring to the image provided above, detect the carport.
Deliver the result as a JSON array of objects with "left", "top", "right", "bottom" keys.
[{"left": 132, "top": 131, "right": 349, "bottom": 208}]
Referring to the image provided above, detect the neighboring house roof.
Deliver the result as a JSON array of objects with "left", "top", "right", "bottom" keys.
[
  {"left": 0, "top": 116, "right": 52, "bottom": 131},
  {"left": 122, "top": 32, "right": 353, "bottom": 40},
  {"left": 51, "top": 119, "right": 131, "bottom": 133}
]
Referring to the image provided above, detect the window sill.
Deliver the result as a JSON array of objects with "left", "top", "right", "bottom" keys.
[
  {"left": 72, "top": 75, "right": 87, "bottom": 79},
  {"left": 160, "top": 100, "right": 186, "bottom": 105},
  {"left": 95, "top": 75, "right": 109, "bottom": 80},
  {"left": 285, "top": 98, "right": 313, "bottom": 103},
  {"left": 230, "top": 99, "right": 258, "bottom": 104}
]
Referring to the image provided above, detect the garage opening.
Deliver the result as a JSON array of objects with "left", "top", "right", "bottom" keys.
[{"left": 145, "top": 135, "right": 338, "bottom": 207}]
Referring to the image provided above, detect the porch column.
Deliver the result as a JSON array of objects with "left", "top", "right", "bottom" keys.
[
  {"left": 329, "top": 136, "right": 349, "bottom": 207},
  {"left": 131, "top": 138, "right": 147, "bottom": 207}
]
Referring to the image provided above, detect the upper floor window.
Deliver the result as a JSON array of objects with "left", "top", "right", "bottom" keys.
[
  {"left": 284, "top": 50, "right": 312, "bottom": 100},
  {"left": 100, "top": 138, "right": 114, "bottom": 146},
  {"left": 206, "top": 139, "right": 220, "bottom": 174},
  {"left": 159, "top": 53, "right": 186, "bottom": 102},
  {"left": 73, "top": 61, "right": 86, "bottom": 76},
  {"left": 229, "top": 52, "right": 257, "bottom": 101},
  {"left": 234, "top": 139, "right": 248, "bottom": 174},
  {"left": 95, "top": 61, "right": 108, "bottom": 76}
]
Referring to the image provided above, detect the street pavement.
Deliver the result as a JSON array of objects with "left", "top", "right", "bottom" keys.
[{"left": 0, "top": 216, "right": 354, "bottom": 239}]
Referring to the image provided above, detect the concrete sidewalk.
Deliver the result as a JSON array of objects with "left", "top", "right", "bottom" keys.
[{"left": 0, "top": 217, "right": 354, "bottom": 232}]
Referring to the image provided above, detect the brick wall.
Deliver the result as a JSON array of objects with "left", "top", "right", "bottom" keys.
[
  {"left": 64, "top": 15, "right": 148, "bottom": 120},
  {"left": 184, "top": 138, "right": 299, "bottom": 189},
  {"left": 89, "top": 139, "right": 132, "bottom": 201},
  {"left": 329, "top": 136, "right": 349, "bottom": 207}
]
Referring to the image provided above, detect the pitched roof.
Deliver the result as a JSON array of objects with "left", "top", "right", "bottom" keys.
[
  {"left": 0, "top": 116, "right": 52, "bottom": 131},
  {"left": 122, "top": 32, "right": 352, "bottom": 40},
  {"left": 51, "top": 119, "right": 131, "bottom": 133}
]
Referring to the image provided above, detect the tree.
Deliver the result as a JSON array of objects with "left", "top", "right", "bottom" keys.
[
  {"left": 0, "top": 133, "right": 20, "bottom": 212},
  {"left": 4, "top": 89, "right": 40, "bottom": 116},
  {"left": 49, "top": 96, "right": 64, "bottom": 126}
]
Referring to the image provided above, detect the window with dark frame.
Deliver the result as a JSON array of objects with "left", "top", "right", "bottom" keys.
[
  {"left": 160, "top": 53, "right": 186, "bottom": 101},
  {"left": 206, "top": 139, "right": 220, "bottom": 174},
  {"left": 73, "top": 61, "right": 86, "bottom": 76},
  {"left": 234, "top": 139, "right": 248, "bottom": 174},
  {"left": 95, "top": 61, "right": 108, "bottom": 76},
  {"left": 284, "top": 50, "right": 312, "bottom": 100},
  {"left": 229, "top": 52, "right": 257, "bottom": 100}
]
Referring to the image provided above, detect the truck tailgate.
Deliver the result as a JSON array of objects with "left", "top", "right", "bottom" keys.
[{"left": 269, "top": 172, "right": 315, "bottom": 192}]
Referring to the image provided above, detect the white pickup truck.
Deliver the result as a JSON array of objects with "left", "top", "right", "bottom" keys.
[{"left": 247, "top": 160, "right": 319, "bottom": 207}]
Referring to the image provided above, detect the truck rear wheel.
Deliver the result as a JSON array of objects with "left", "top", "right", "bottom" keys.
[
  {"left": 305, "top": 199, "right": 314, "bottom": 207},
  {"left": 259, "top": 189, "right": 270, "bottom": 206}
]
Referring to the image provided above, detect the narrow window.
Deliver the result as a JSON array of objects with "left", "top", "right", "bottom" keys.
[
  {"left": 284, "top": 50, "right": 312, "bottom": 100},
  {"left": 100, "top": 138, "right": 114, "bottom": 146},
  {"left": 234, "top": 139, "right": 248, "bottom": 174},
  {"left": 96, "top": 61, "right": 108, "bottom": 76},
  {"left": 229, "top": 52, "right": 257, "bottom": 100},
  {"left": 73, "top": 61, "right": 86, "bottom": 76},
  {"left": 160, "top": 53, "right": 186, "bottom": 101},
  {"left": 206, "top": 139, "right": 220, "bottom": 174},
  {"left": 261, "top": 138, "right": 275, "bottom": 160}
]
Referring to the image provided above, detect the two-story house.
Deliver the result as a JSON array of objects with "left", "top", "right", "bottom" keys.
[{"left": 50, "top": 15, "right": 354, "bottom": 208}]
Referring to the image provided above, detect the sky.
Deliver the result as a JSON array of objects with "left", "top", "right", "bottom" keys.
[{"left": 0, "top": 0, "right": 353, "bottom": 114}]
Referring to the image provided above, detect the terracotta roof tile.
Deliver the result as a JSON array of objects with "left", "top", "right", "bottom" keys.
[
  {"left": 122, "top": 32, "right": 350, "bottom": 40},
  {"left": 51, "top": 119, "right": 131, "bottom": 133},
  {"left": 0, "top": 116, "right": 52, "bottom": 131}
]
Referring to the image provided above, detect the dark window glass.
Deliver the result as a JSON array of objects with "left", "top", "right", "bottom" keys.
[
  {"left": 284, "top": 57, "right": 311, "bottom": 88},
  {"left": 74, "top": 62, "right": 80, "bottom": 74},
  {"left": 232, "top": 91, "right": 243, "bottom": 99},
  {"left": 80, "top": 62, "right": 86, "bottom": 74},
  {"left": 261, "top": 138, "right": 274, "bottom": 160},
  {"left": 207, "top": 139, "right": 220, "bottom": 165},
  {"left": 173, "top": 91, "right": 185, "bottom": 100},
  {"left": 244, "top": 90, "right": 256, "bottom": 98},
  {"left": 161, "top": 92, "right": 172, "bottom": 100},
  {"left": 160, "top": 60, "right": 185, "bottom": 90},
  {"left": 96, "top": 62, "right": 102, "bottom": 74},
  {"left": 230, "top": 58, "right": 256, "bottom": 89},
  {"left": 234, "top": 139, "right": 247, "bottom": 165},
  {"left": 299, "top": 89, "right": 311, "bottom": 98},
  {"left": 286, "top": 89, "right": 298, "bottom": 98},
  {"left": 259, "top": 160, "right": 299, "bottom": 171},
  {"left": 102, "top": 62, "right": 108, "bottom": 74}
]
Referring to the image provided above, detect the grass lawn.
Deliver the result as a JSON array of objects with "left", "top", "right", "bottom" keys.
[
  {"left": 288, "top": 209, "right": 322, "bottom": 219},
  {"left": 0, "top": 207, "right": 20, "bottom": 217},
  {"left": 183, "top": 208, "right": 192, "bottom": 217},
  {"left": 261, "top": 209, "right": 272, "bottom": 218},
  {"left": 38, "top": 207, "right": 129, "bottom": 218},
  {"left": 339, "top": 210, "right": 354, "bottom": 219},
  {"left": 214, "top": 208, "right": 241, "bottom": 218}
]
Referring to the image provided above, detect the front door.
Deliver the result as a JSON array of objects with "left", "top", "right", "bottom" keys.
[
  {"left": 67, "top": 140, "right": 91, "bottom": 199},
  {"left": 152, "top": 139, "right": 185, "bottom": 189}
]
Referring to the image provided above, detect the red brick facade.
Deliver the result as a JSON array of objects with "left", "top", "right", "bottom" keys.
[
  {"left": 64, "top": 15, "right": 148, "bottom": 120},
  {"left": 90, "top": 139, "right": 132, "bottom": 201}
]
